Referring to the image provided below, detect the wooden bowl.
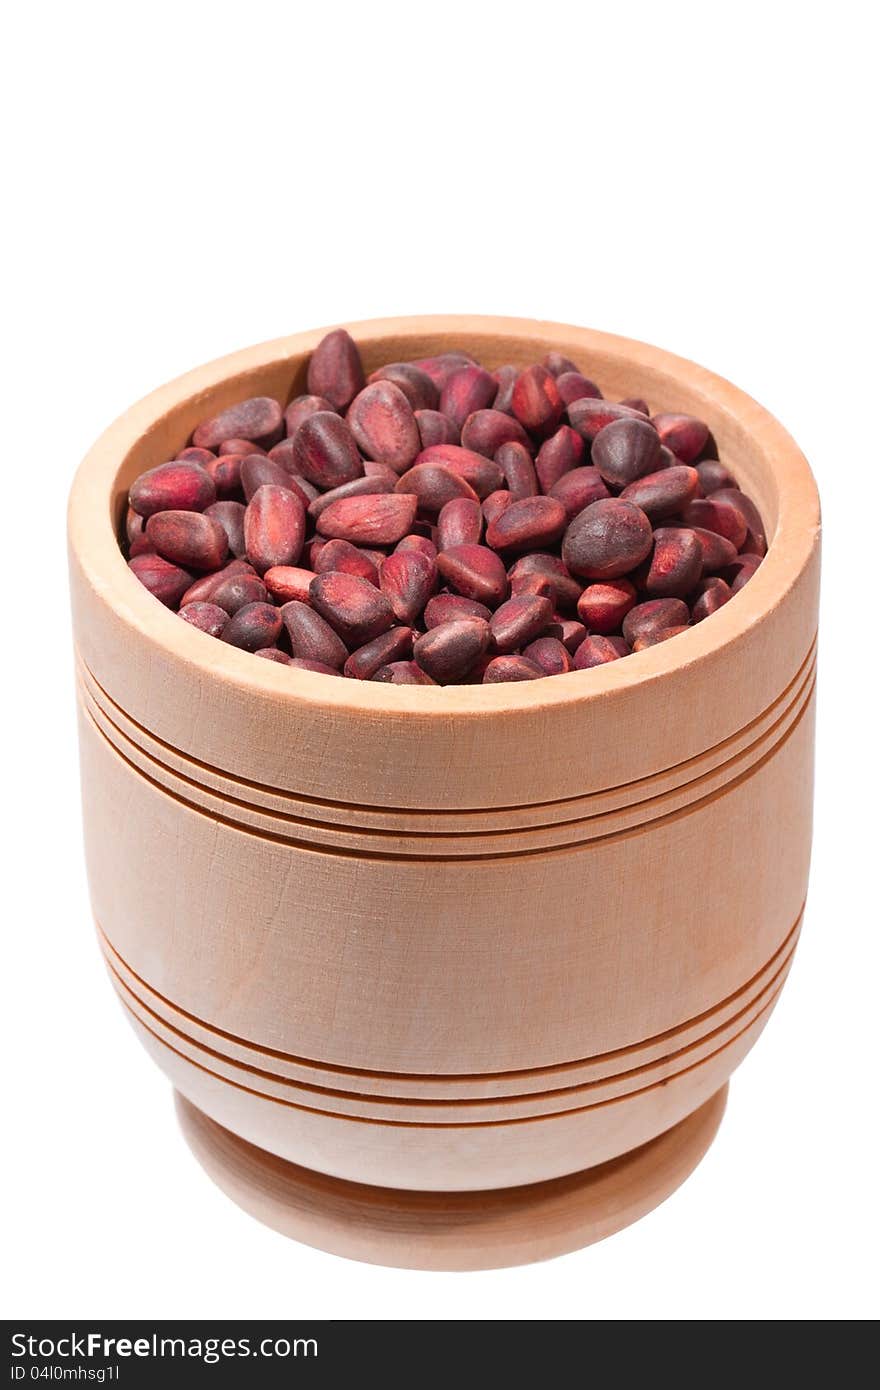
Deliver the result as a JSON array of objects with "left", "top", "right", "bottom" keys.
[{"left": 68, "top": 316, "right": 820, "bottom": 1269}]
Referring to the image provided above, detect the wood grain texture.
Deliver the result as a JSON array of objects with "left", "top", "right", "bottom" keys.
[
  {"left": 68, "top": 317, "right": 820, "bottom": 1245},
  {"left": 77, "top": 691, "right": 815, "bottom": 1078}
]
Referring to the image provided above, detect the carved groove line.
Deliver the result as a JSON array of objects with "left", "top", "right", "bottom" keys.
[
  {"left": 79, "top": 652, "right": 815, "bottom": 854},
  {"left": 121, "top": 985, "right": 783, "bottom": 1131},
  {"left": 76, "top": 635, "right": 817, "bottom": 830},
  {"left": 108, "top": 948, "right": 792, "bottom": 1120},
  {"left": 98, "top": 908, "right": 803, "bottom": 1089},
  {"left": 79, "top": 670, "right": 815, "bottom": 864}
]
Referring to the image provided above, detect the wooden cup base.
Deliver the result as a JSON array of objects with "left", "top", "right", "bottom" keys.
[{"left": 175, "top": 1085, "right": 728, "bottom": 1270}]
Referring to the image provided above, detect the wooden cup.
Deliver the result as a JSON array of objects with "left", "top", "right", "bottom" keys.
[{"left": 68, "top": 316, "right": 820, "bottom": 1268}]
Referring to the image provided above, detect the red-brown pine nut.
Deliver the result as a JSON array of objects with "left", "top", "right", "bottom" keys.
[
  {"left": 265, "top": 437, "right": 297, "bottom": 472},
  {"left": 317, "top": 493, "right": 418, "bottom": 545},
  {"left": 632, "top": 624, "right": 690, "bottom": 652},
  {"left": 307, "top": 474, "right": 396, "bottom": 521},
  {"left": 411, "top": 352, "right": 477, "bottom": 389},
  {"left": 567, "top": 398, "right": 646, "bottom": 442},
  {"left": 277, "top": 470, "right": 322, "bottom": 509},
  {"left": 309, "top": 572, "right": 395, "bottom": 646},
  {"left": 280, "top": 600, "right": 349, "bottom": 669},
  {"left": 373, "top": 661, "right": 438, "bottom": 685},
  {"left": 691, "top": 576, "right": 733, "bottom": 622},
  {"left": 193, "top": 397, "right": 283, "bottom": 451},
  {"left": 482, "top": 655, "right": 545, "bottom": 682},
  {"left": 510, "top": 573, "right": 555, "bottom": 602},
  {"left": 622, "top": 598, "right": 690, "bottom": 646},
  {"left": 562, "top": 498, "right": 653, "bottom": 579},
  {"left": 495, "top": 441, "right": 539, "bottom": 499},
  {"left": 220, "top": 437, "right": 266, "bottom": 457},
  {"left": 486, "top": 496, "right": 567, "bottom": 553},
  {"left": 284, "top": 394, "right": 336, "bottom": 437},
  {"left": 696, "top": 459, "right": 738, "bottom": 493},
  {"left": 691, "top": 526, "right": 739, "bottom": 574},
  {"left": 521, "top": 636, "right": 573, "bottom": 675},
  {"left": 651, "top": 412, "right": 709, "bottom": 463},
  {"left": 129, "top": 461, "right": 216, "bottom": 518},
  {"left": 641, "top": 527, "right": 703, "bottom": 598},
  {"left": 491, "top": 364, "right": 519, "bottom": 415},
  {"left": 313, "top": 538, "right": 380, "bottom": 586},
  {"left": 241, "top": 454, "right": 293, "bottom": 501},
  {"left": 288, "top": 657, "right": 343, "bottom": 675},
  {"left": 556, "top": 372, "right": 604, "bottom": 406},
  {"left": 511, "top": 365, "right": 563, "bottom": 436},
  {"left": 178, "top": 602, "right": 229, "bottom": 637},
  {"left": 179, "top": 558, "right": 254, "bottom": 607},
  {"left": 681, "top": 497, "right": 748, "bottom": 550},
  {"left": 129, "top": 552, "right": 193, "bottom": 607},
  {"left": 347, "top": 380, "right": 421, "bottom": 473},
  {"left": 534, "top": 426, "right": 585, "bottom": 491},
  {"left": 204, "top": 454, "right": 245, "bottom": 498},
  {"left": 572, "top": 635, "right": 629, "bottom": 669},
  {"left": 244, "top": 485, "right": 306, "bottom": 573},
  {"left": 591, "top": 417, "right": 662, "bottom": 488},
  {"left": 577, "top": 579, "right": 637, "bottom": 634},
  {"left": 126, "top": 507, "right": 146, "bottom": 545},
  {"left": 146, "top": 510, "right": 228, "bottom": 571},
  {"left": 394, "top": 463, "right": 479, "bottom": 516},
  {"left": 221, "top": 601, "right": 283, "bottom": 651},
  {"left": 541, "top": 352, "right": 580, "bottom": 378},
  {"left": 620, "top": 465, "right": 700, "bottom": 519},
  {"left": 437, "top": 498, "right": 483, "bottom": 550},
  {"left": 489, "top": 595, "right": 554, "bottom": 653},
  {"left": 413, "top": 618, "right": 491, "bottom": 683},
  {"left": 507, "top": 554, "right": 582, "bottom": 611},
  {"left": 424, "top": 593, "right": 494, "bottom": 628},
  {"left": 460, "top": 409, "right": 531, "bottom": 459},
  {"left": 464, "top": 657, "right": 500, "bottom": 685},
  {"left": 262, "top": 566, "right": 317, "bottom": 604},
  {"left": 380, "top": 549, "right": 437, "bottom": 624},
  {"left": 725, "top": 553, "right": 763, "bottom": 592},
  {"left": 361, "top": 461, "right": 400, "bottom": 484},
  {"left": 436, "top": 544, "right": 509, "bottom": 607},
  {"left": 176, "top": 446, "right": 216, "bottom": 467},
  {"left": 270, "top": 454, "right": 322, "bottom": 500},
  {"left": 254, "top": 647, "right": 292, "bottom": 664},
  {"left": 548, "top": 466, "right": 610, "bottom": 520},
  {"left": 343, "top": 627, "right": 415, "bottom": 680},
  {"left": 306, "top": 329, "right": 365, "bottom": 412},
  {"left": 711, "top": 488, "right": 768, "bottom": 556},
  {"left": 125, "top": 516, "right": 151, "bottom": 552},
  {"left": 368, "top": 362, "right": 439, "bottom": 412},
  {"left": 395, "top": 534, "right": 438, "bottom": 560},
  {"left": 439, "top": 365, "right": 498, "bottom": 429},
  {"left": 482, "top": 490, "right": 514, "bottom": 525},
  {"left": 204, "top": 501, "right": 246, "bottom": 558},
  {"left": 292, "top": 412, "right": 364, "bottom": 490},
  {"left": 414, "top": 408, "right": 460, "bottom": 449},
  {"left": 556, "top": 618, "right": 588, "bottom": 653},
  {"left": 210, "top": 573, "right": 268, "bottom": 615},
  {"left": 413, "top": 444, "right": 503, "bottom": 499},
  {"left": 123, "top": 336, "right": 765, "bottom": 684}
]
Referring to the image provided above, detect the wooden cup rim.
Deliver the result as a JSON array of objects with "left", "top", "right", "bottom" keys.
[{"left": 68, "top": 314, "right": 820, "bottom": 718}]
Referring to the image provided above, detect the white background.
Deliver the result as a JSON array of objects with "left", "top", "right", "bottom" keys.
[{"left": 3, "top": 0, "right": 878, "bottom": 1322}]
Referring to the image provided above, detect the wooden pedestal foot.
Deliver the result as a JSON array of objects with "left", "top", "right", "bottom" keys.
[{"left": 175, "top": 1085, "right": 728, "bottom": 1270}]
